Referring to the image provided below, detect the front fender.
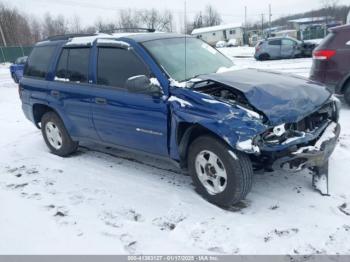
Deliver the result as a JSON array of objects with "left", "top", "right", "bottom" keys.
[{"left": 168, "top": 88, "right": 267, "bottom": 160}]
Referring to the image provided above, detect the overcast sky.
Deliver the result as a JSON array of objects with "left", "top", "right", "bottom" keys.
[{"left": 2, "top": 0, "right": 349, "bottom": 31}]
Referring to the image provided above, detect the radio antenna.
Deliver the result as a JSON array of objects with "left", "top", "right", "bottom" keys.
[{"left": 184, "top": 0, "right": 187, "bottom": 81}]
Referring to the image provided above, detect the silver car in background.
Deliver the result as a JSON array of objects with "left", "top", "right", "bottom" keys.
[{"left": 254, "top": 37, "right": 315, "bottom": 61}]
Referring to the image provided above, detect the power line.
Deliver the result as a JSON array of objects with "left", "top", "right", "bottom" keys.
[{"left": 0, "top": 21, "right": 7, "bottom": 47}]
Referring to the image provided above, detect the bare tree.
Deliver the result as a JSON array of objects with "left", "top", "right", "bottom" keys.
[
  {"left": 139, "top": 9, "right": 173, "bottom": 31},
  {"left": 69, "top": 15, "right": 82, "bottom": 34},
  {"left": 117, "top": 9, "right": 140, "bottom": 29},
  {"left": 29, "top": 17, "right": 41, "bottom": 43},
  {"left": 203, "top": 5, "right": 222, "bottom": 27},
  {"left": 191, "top": 5, "right": 222, "bottom": 31},
  {"left": 42, "top": 13, "right": 68, "bottom": 39},
  {"left": 0, "top": 3, "right": 33, "bottom": 45}
]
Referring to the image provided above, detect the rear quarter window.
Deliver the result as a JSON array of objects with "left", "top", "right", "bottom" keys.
[{"left": 24, "top": 45, "right": 56, "bottom": 79}]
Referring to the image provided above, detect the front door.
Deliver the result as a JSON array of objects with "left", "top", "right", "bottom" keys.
[
  {"left": 91, "top": 46, "right": 168, "bottom": 156},
  {"left": 281, "top": 39, "right": 296, "bottom": 58}
]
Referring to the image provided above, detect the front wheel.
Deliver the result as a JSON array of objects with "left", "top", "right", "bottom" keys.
[
  {"left": 188, "top": 136, "right": 253, "bottom": 207},
  {"left": 41, "top": 111, "right": 78, "bottom": 157}
]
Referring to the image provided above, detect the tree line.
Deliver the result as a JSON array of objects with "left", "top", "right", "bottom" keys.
[
  {"left": 0, "top": 2, "right": 223, "bottom": 46},
  {"left": 1, "top": 0, "right": 349, "bottom": 47}
]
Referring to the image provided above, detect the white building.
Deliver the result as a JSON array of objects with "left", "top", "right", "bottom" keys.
[
  {"left": 191, "top": 23, "right": 244, "bottom": 46},
  {"left": 347, "top": 10, "right": 350, "bottom": 24}
]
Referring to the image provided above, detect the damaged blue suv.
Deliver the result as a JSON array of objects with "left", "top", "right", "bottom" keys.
[{"left": 20, "top": 32, "right": 341, "bottom": 207}]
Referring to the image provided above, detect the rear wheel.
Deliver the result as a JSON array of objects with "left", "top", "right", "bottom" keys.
[
  {"left": 258, "top": 53, "right": 270, "bottom": 61},
  {"left": 344, "top": 83, "right": 350, "bottom": 106},
  {"left": 188, "top": 136, "right": 253, "bottom": 207},
  {"left": 41, "top": 111, "right": 78, "bottom": 157}
]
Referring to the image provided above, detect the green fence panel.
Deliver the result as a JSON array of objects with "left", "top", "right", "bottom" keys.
[{"left": 0, "top": 46, "right": 33, "bottom": 63}]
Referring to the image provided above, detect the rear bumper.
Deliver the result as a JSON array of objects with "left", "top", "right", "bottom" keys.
[
  {"left": 21, "top": 103, "right": 35, "bottom": 123},
  {"left": 272, "top": 122, "right": 340, "bottom": 172}
]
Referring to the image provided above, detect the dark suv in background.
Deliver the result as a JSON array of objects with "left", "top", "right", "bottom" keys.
[{"left": 310, "top": 24, "right": 350, "bottom": 105}]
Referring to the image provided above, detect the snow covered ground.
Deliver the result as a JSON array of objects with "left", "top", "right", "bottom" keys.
[{"left": 1, "top": 52, "right": 350, "bottom": 255}]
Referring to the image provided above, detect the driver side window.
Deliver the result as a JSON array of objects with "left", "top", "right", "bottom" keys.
[{"left": 97, "top": 47, "right": 150, "bottom": 89}]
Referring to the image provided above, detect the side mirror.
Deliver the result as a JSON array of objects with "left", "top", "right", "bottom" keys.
[{"left": 126, "top": 75, "right": 162, "bottom": 96}]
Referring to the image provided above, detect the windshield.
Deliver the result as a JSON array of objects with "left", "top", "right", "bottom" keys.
[{"left": 143, "top": 37, "right": 233, "bottom": 82}]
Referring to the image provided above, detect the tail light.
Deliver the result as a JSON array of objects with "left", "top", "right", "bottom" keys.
[{"left": 313, "top": 50, "right": 336, "bottom": 60}]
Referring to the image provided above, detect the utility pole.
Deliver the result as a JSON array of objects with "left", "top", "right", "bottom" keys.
[
  {"left": 261, "top": 13, "right": 264, "bottom": 36},
  {"left": 244, "top": 6, "right": 247, "bottom": 45},
  {"left": 269, "top": 4, "right": 272, "bottom": 28},
  {"left": 268, "top": 4, "right": 272, "bottom": 37},
  {"left": 0, "top": 21, "right": 7, "bottom": 47}
]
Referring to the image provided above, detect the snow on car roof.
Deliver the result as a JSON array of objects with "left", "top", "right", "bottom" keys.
[
  {"left": 191, "top": 23, "right": 242, "bottom": 35},
  {"left": 64, "top": 32, "right": 148, "bottom": 46}
]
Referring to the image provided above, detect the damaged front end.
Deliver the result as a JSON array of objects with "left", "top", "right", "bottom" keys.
[
  {"left": 249, "top": 100, "right": 340, "bottom": 196},
  {"left": 185, "top": 69, "right": 341, "bottom": 196}
]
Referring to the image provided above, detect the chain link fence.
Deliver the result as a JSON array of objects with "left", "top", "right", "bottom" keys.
[{"left": 0, "top": 46, "right": 32, "bottom": 63}]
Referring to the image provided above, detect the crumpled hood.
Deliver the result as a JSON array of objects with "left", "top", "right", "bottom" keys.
[{"left": 199, "top": 68, "right": 331, "bottom": 125}]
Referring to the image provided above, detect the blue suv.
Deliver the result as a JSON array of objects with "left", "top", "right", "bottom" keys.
[
  {"left": 10, "top": 56, "right": 27, "bottom": 83},
  {"left": 20, "top": 32, "right": 340, "bottom": 207}
]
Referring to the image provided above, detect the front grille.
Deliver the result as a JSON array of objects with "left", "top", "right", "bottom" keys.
[
  {"left": 291, "top": 102, "right": 335, "bottom": 132},
  {"left": 261, "top": 101, "right": 336, "bottom": 145}
]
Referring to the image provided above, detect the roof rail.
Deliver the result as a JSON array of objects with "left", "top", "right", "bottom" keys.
[
  {"left": 43, "top": 33, "right": 97, "bottom": 41},
  {"left": 100, "top": 28, "right": 156, "bottom": 34}
]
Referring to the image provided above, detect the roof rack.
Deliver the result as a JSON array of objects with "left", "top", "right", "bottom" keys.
[
  {"left": 44, "top": 33, "right": 97, "bottom": 41},
  {"left": 100, "top": 28, "right": 156, "bottom": 34}
]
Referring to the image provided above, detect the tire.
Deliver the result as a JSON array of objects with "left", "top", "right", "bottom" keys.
[
  {"left": 188, "top": 135, "right": 253, "bottom": 207},
  {"left": 258, "top": 53, "right": 270, "bottom": 61},
  {"left": 344, "top": 83, "right": 350, "bottom": 106},
  {"left": 12, "top": 73, "right": 18, "bottom": 83},
  {"left": 41, "top": 111, "right": 78, "bottom": 157}
]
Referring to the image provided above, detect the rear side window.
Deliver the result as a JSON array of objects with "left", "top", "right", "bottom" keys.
[
  {"left": 55, "top": 48, "right": 90, "bottom": 83},
  {"left": 24, "top": 46, "right": 56, "bottom": 79},
  {"left": 269, "top": 40, "right": 281, "bottom": 46},
  {"left": 97, "top": 48, "right": 149, "bottom": 88}
]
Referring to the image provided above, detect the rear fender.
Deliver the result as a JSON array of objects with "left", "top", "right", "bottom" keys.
[{"left": 31, "top": 100, "right": 75, "bottom": 132}]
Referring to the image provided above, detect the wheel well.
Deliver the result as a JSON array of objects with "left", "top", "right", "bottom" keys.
[
  {"left": 177, "top": 123, "right": 227, "bottom": 168},
  {"left": 32, "top": 104, "right": 54, "bottom": 128},
  {"left": 341, "top": 77, "right": 350, "bottom": 94}
]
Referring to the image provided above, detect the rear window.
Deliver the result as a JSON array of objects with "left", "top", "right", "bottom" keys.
[
  {"left": 24, "top": 46, "right": 56, "bottom": 79},
  {"left": 55, "top": 48, "right": 90, "bottom": 83},
  {"left": 317, "top": 32, "right": 335, "bottom": 49}
]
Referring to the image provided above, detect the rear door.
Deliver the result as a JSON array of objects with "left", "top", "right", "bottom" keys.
[
  {"left": 90, "top": 45, "right": 168, "bottom": 156},
  {"left": 47, "top": 47, "right": 98, "bottom": 140},
  {"left": 267, "top": 39, "right": 281, "bottom": 59}
]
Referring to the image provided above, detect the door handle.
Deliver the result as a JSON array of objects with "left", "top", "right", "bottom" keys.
[
  {"left": 51, "top": 90, "right": 60, "bottom": 97},
  {"left": 95, "top": 97, "right": 107, "bottom": 105}
]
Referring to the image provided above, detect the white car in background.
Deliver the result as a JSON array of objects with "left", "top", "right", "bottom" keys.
[
  {"left": 215, "top": 40, "right": 226, "bottom": 48},
  {"left": 227, "top": 39, "right": 238, "bottom": 47}
]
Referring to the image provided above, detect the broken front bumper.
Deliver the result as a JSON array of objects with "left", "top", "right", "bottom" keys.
[{"left": 272, "top": 121, "right": 340, "bottom": 172}]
